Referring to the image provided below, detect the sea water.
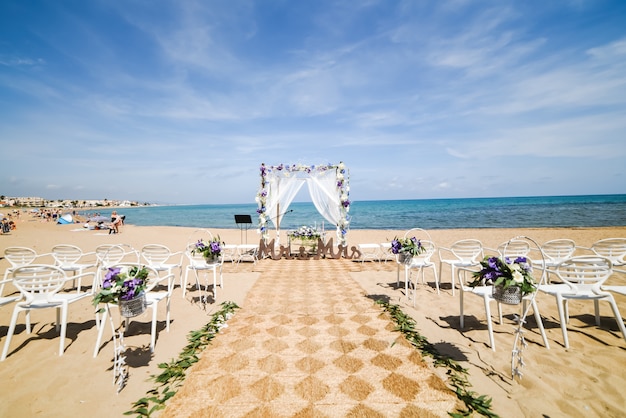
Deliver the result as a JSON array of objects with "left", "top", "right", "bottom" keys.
[{"left": 87, "top": 194, "right": 626, "bottom": 231}]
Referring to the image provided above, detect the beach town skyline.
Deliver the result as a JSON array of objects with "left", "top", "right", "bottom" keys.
[{"left": 2, "top": 1, "right": 625, "bottom": 205}]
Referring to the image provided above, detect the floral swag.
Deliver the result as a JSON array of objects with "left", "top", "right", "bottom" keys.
[{"left": 256, "top": 162, "right": 351, "bottom": 244}]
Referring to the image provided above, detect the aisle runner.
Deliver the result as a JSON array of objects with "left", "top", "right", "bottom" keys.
[{"left": 163, "top": 260, "right": 459, "bottom": 417}]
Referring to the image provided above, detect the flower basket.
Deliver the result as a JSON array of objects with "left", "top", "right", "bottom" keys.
[
  {"left": 204, "top": 254, "right": 220, "bottom": 264},
  {"left": 397, "top": 252, "right": 413, "bottom": 265},
  {"left": 492, "top": 285, "right": 522, "bottom": 305},
  {"left": 119, "top": 292, "right": 147, "bottom": 318}
]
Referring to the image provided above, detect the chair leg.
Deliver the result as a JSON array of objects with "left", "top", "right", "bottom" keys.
[
  {"left": 58, "top": 302, "right": 68, "bottom": 356},
  {"left": 150, "top": 304, "right": 157, "bottom": 352},
  {"left": 165, "top": 296, "right": 171, "bottom": 332},
  {"left": 1, "top": 306, "right": 22, "bottom": 361},
  {"left": 55, "top": 307, "right": 61, "bottom": 333},
  {"left": 483, "top": 294, "right": 496, "bottom": 351},
  {"left": 93, "top": 307, "right": 109, "bottom": 357},
  {"left": 594, "top": 300, "right": 601, "bottom": 326},
  {"left": 450, "top": 265, "right": 455, "bottom": 296},
  {"left": 432, "top": 265, "right": 440, "bottom": 295},
  {"left": 556, "top": 295, "right": 570, "bottom": 349},
  {"left": 459, "top": 289, "right": 465, "bottom": 329},
  {"left": 531, "top": 299, "right": 550, "bottom": 349},
  {"left": 606, "top": 296, "right": 626, "bottom": 343},
  {"left": 182, "top": 269, "right": 189, "bottom": 298}
]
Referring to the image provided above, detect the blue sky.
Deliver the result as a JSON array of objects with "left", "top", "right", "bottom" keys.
[{"left": 1, "top": 0, "right": 625, "bottom": 205}]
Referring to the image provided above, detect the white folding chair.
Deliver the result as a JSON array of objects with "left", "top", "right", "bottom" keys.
[
  {"left": 51, "top": 244, "right": 97, "bottom": 293},
  {"left": 438, "top": 239, "right": 483, "bottom": 295},
  {"left": 538, "top": 256, "right": 626, "bottom": 349},
  {"left": 141, "top": 244, "right": 183, "bottom": 282},
  {"left": 183, "top": 229, "right": 223, "bottom": 301},
  {"left": 1, "top": 265, "right": 93, "bottom": 361}
]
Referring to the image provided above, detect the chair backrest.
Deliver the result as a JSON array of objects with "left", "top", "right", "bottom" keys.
[
  {"left": 555, "top": 256, "right": 612, "bottom": 292},
  {"left": 450, "top": 239, "right": 483, "bottom": 263},
  {"left": 498, "top": 240, "right": 530, "bottom": 258},
  {"left": 4, "top": 247, "right": 38, "bottom": 269},
  {"left": 403, "top": 228, "right": 432, "bottom": 242},
  {"left": 11, "top": 265, "right": 68, "bottom": 303},
  {"left": 540, "top": 239, "right": 576, "bottom": 264},
  {"left": 141, "top": 244, "right": 172, "bottom": 266},
  {"left": 591, "top": 238, "right": 626, "bottom": 265},
  {"left": 95, "top": 244, "right": 129, "bottom": 268},
  {"left": 51, "top": 244, "right": 83, "bottom": 267}
]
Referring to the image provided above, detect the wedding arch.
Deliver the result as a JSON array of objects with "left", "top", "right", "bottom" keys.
[{"left": 256, "top": 162, "right": 351, "bottom": 245}]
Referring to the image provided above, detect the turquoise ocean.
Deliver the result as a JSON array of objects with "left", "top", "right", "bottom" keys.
[{"left": 89, "top": 194, "right": 626, "bottom": 231}]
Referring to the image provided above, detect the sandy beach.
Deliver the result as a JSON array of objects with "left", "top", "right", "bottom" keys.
[{"left": 1, "top": 217, "right": 625, "bottom": 417}]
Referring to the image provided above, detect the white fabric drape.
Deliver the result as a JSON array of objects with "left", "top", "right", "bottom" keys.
[
  {"left": 306, "top": 170, "right": 341, "bottom": 232},
  {"left": 266, "top": 175, "right": 304, "bottom": 234}
]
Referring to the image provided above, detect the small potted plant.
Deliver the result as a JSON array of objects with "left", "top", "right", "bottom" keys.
[
  {"left": 390, "top": 236, "right": 425, "bottom": 264},
  {"left": 468, "top": 256, "right": 536, "bottom": 304},
  {"left": 92, "top": 265, "right": 150, "bottom": 317},
  {"left": 192, "top": 237, "right": 224, "bottom": 263}
]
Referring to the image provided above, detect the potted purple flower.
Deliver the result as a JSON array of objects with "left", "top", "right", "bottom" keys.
[
  {"left": 92, "top": 266, "right": 150, "bottom": 317},
  {"left": 390, "top": 236, "right": 425, "bottom": 264},
  {"left": 468, "top": 256, "right": 536, "bottom": 304},
  {"left": 192, "top": 237, "right": 224, "bottom": 263}
]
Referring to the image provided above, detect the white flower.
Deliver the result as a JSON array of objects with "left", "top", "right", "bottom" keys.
[
  {"left": 338, "top": 162, "right": 345, "bottom": 170},
  {"left": 337, "top": 173, "right": 344, "bottom": 181},
  {"left": 512, "top": 270, "right": 524, "bottom": 283}
]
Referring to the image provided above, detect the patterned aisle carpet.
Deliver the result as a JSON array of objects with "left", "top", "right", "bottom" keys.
[{"left": 162, "top": 259, "right": 460, "bottom": 417}]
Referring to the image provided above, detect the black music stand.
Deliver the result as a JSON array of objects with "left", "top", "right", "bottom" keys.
[{"left": 234, "top": 215, "right": 253, "bottom": 244}]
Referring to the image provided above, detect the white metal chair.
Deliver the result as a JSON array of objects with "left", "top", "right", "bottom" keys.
[
  {"left": 51, "top": 244, "right": 97, "bottom": 293},
  {"left": 141, "top": 244, "right": 183, "bottom": 283},
  {"left": 404, "top": 240, "right": 439, "bottom": 304},
  {"left": 395, "top": 228, "right": 437, "bottom": 290},
  {"left": 531, "top": 239, "right": 577, "bottom": 282},
  {"left": 590, "top": 238, "right": 626, "bottom": 273},
  {"left": 379, "top": 242, "right": 394, "bottom": 263},
  {"left": 1, "top": 265, "right": 93, "bottom": 361},
  {"left": 220, "top": 244, "right": 239, "bottom": 264},
  {"left": 538, "top": 256, "right": 626, "bottom": 349},
  {"left": 438, "top": 239, "right": 483, "bottom": 295},
  {"left": 93, "top": 264, "right": 174, "bottom": 356},
  {"left": 357, "top": 243, "right": 381, "bottom": 263},
  {"left": 3, "top": 246, "right": 48, "bottom": 281},
  {"left": 497, "top": 239, "right": 531, "bottom": 258},
  {"left": 236, "top": 244, "right": 259, "bottom": 264},
  {"left": 183, "top": 229, "right": 223, "bottom": 301},
  {"left": 457, "top": 265, "right": 549, "bottom": 351}
]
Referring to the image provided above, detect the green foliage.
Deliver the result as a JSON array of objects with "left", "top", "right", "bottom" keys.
[
  {"left": 376, "top": 300, "right": 500, "bottom": 418},
  {"left": 125, "top": 301, "right": 239, "bottom": 417}
]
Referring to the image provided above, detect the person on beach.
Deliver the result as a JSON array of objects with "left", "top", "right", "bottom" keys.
[{"left": 109, "top": 211, "right": 122, "bottom": 234}]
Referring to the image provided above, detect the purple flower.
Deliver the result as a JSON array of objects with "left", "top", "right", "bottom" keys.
[
  {"left": 103, "top": 267, "right": 120, "bottom": 289},
  {"left": 210, "top": 241, "right": 221, "bottom": 253}
]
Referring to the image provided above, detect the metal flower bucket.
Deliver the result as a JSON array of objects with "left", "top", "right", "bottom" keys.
[
  {"left": 397, "top": 252, "right": 413, "bottom": 265},
  {"left": 492, "top": 285, "right": 522, "bottom": 305},
  {"left": 119, "top": 292, "right": 147, "bottom": 318}
]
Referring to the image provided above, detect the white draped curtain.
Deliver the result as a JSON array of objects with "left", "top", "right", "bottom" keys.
[
  {"left": 306, "top": 170, "right": 342, "bottom": 236},
  {"left": 266, "top": 175, "right": 305, "bottom": 232}
]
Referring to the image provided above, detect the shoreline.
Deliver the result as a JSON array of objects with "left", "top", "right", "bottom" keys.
[{"left": 1, "top": 221, "right": 625, "bottom": 417}]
